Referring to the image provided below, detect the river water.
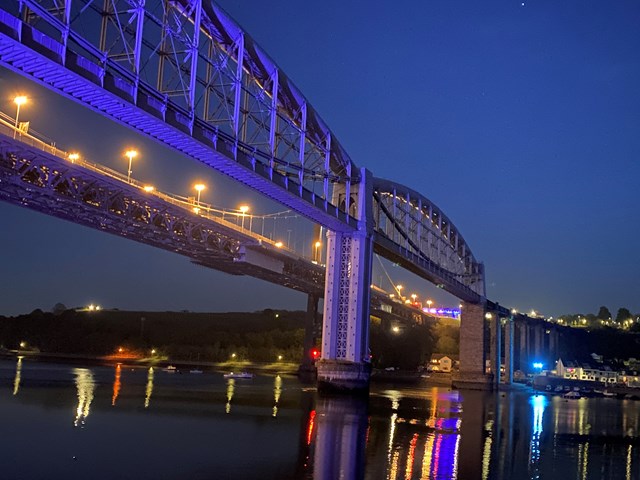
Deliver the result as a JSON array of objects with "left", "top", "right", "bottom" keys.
[{"left": 1, "top": 358, "right": 639, "bottom": 479}]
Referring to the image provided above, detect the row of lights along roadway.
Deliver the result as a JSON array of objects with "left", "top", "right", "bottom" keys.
[{"left": 9, "top": 95, "right": 323, "bottom": 256}]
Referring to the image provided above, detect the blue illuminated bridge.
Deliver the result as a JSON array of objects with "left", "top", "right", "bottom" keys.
[{"left": 0, "top": 0, "right": 545, "bottom": 391}]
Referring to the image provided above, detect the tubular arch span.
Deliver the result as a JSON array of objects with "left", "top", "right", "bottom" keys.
[{"left": 372, "top": 177, "right": 484, "bottom": 302}]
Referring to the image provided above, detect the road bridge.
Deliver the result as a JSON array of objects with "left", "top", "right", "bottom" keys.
[{"left": 0, "top": 0, "right": 525, "bottom": 390}]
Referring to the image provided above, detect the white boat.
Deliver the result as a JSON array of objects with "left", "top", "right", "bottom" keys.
[
  {"left": 223, "top": 372, "right": 254, "bottom": 379},
  {"left": 563, "top": 391, "right": 581, "bottom": 399},
  {"left": 163, "top": 365, "right": 177, "bottom": 373},
  {"left": 603, "top": 391, "right": 616, "bottom": 398}
]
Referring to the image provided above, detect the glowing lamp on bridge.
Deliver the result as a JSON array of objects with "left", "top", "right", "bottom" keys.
[
  {"left": 124, "top": 149, "right": 138, "bottom": 184},
  {"left": 193, "top": 183, "right": 205, "bottom": 207},
  {"left": 143, "top": 185, "right": 154, "bottom": 192},
  {"left": 13, "top": 95, "right": 28, "bottom": 139},
  {"left": 275, "top": 241, "right": 283, "bottom": 248},
  {"left": 238, "top": 205, "right": 250, "bottom": 230},
  {"left": 68, "top": 153, "right": 80, "bottom": 163}
]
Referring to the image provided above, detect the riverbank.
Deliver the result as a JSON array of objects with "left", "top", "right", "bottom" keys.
[{"left": 0, "top": 350, "right": 301, "bottom": 375}]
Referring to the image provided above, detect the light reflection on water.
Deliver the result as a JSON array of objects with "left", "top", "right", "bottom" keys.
[
  {"left": 73, "top": 368, "right": 95, "bottom": 427},
  {"left": 111, "top": 364, "right": 121, "bottom": 406},
  {"left": 2, "top": 358, "right": 640, "bottom": 480},
  {"left": 225, "top": 377, "right": 235, "bottom": 414},
  {"left": 144, "top": 366, "right": 154, "bottom": 408},
  {"left": 12, "top": 355, "right": 22, "bottom": 395},
  {"left": 273, "top": 374, "right": 282, "bottom": 417}
]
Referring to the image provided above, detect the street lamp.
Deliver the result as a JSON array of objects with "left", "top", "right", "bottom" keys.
[
  {"left": 68, "top": 153, "right": 80, "bottom": 163},
  {"left": 426, "top": 300, "right": 433, "bottom": 309},
  {"left": 411, "top": 294, "right": 417, "bottom": 304},
  {"left": 314, "top": 241, "right": 322, "bottom": 262},
  {"left": 239, "top": 205, "right": 249, "bottom": 230},
  {"left": 194, "top": 183, "right": 205, "bottom": 207},
  {"left": 13, "top": 96, "right": 27, "bottom": 139},
  {"left": 124, "top": 149, "right": 138, "bottom": 184}
]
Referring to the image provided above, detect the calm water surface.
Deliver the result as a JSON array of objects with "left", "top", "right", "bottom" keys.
[{"left": 1, "top": 358, "right": 639, "bottom": 479}]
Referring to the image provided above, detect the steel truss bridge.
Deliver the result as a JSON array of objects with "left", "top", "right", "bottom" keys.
[
  {"left": 0, "top": 0, "right": 483, "bottom": 302},
  {"left": 0, "top": 0, "right": 505, "bottom": 389}
]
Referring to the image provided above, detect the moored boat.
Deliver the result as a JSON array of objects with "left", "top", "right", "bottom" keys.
[{"left": 223, "top": 372, "right": 254, "bottom": 379}]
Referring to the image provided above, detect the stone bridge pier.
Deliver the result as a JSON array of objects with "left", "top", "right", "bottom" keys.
[{"left": 453, "top": 301, "right": 493, "bottom": 390}]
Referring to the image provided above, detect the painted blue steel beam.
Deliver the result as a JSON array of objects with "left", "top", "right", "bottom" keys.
[
  {"left": 0, "top": 5, "right": 357, "bottom": 233},
  {"left": 0, "top": 1, "right": 487, "bottom": 305}
]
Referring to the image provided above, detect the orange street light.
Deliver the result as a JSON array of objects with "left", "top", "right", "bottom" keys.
[
  {"left": 239, "top": 205, "right": 249, "bottom": 230},
  {"left": 194, "top": 183, "right": 206, "bottom": 206},
  {"left": 13, "top": 95, "right": 27, "bottom": 139},
  {"left": 124, "top": 149, "right": 138, "bottom": 184},
  {"left": 68, "top": 153, "right": 80, "bottom": 163}
]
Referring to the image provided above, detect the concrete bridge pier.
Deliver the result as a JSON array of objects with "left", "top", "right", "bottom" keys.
[
  {"left": 299, "top": 293, "right": 320, "bottom": 378},
  {"left": 316, "top": 169, "right": 374, "bottom": 392},
  {"left": 518, "top": 321, "right": 529, "bottom": 373},
  {"left": 533, "top": 324, "right": 544, "bottom": 363},
  {"left": 489, "top": 312, "right": 502, "bottom": 389},
  {"left": 503, "top": 316, "right": 514, "bottom": 384},
  {"left": 548, "top": 328, "right": 559, "bottom": 365},
  {"left": 452, "top": 301, "right": 492, "bottom": 390}
]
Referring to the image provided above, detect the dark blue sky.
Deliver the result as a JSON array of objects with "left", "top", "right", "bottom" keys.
[{"left": 1, "top": 0, "right": 639, "bottom": 317}]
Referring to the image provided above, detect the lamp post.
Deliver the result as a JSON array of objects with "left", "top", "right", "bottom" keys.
[
  {"left": 427, "top": 299, "right": 433, "bottom": 310},
  {"left": 194, "top": 183, "right": 205, "bottom": 207},
  {"left": 239, "top": 205, "right": 249, "bottom": 231},
  {"left": 124, "top": 149, "right": 138, "bottom": 184},
  {"left": 13, "top": 96, "right": 27, "bottom": 139},
  {"left": 68, "top": 153, "right": 80, "bottom": 163},
  {"left": 314, "top": 241, "right": 321, "bottom": 262}
]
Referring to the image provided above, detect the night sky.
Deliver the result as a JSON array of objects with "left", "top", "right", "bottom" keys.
[{"left": 1, "top": 0, "right": 639, "bottom": 317}]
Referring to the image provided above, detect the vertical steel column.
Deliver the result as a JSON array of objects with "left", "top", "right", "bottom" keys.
[
  {"left": 62, "top": 0, "right": 72, "bottom": 53},
  {"left": 187, "top": 0, "right": 201, "bottom": 121},
  {"left": 416, "top": 198, "right": 423, "bottom": 253},
  {"left": 504, "top": 317, "right": 514, "bottom": 384},
  {"left": 268, "top": 68, "right": 279, "bottom": 171},
  {"left": 322, "top": 133, "right": 331, "bottom": 203},
  {"left": 297, "top": 102, "right": 307, "bottom": 190},
  {"left": 232, "top": 32, "right": 245, "bottom": 141}
]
